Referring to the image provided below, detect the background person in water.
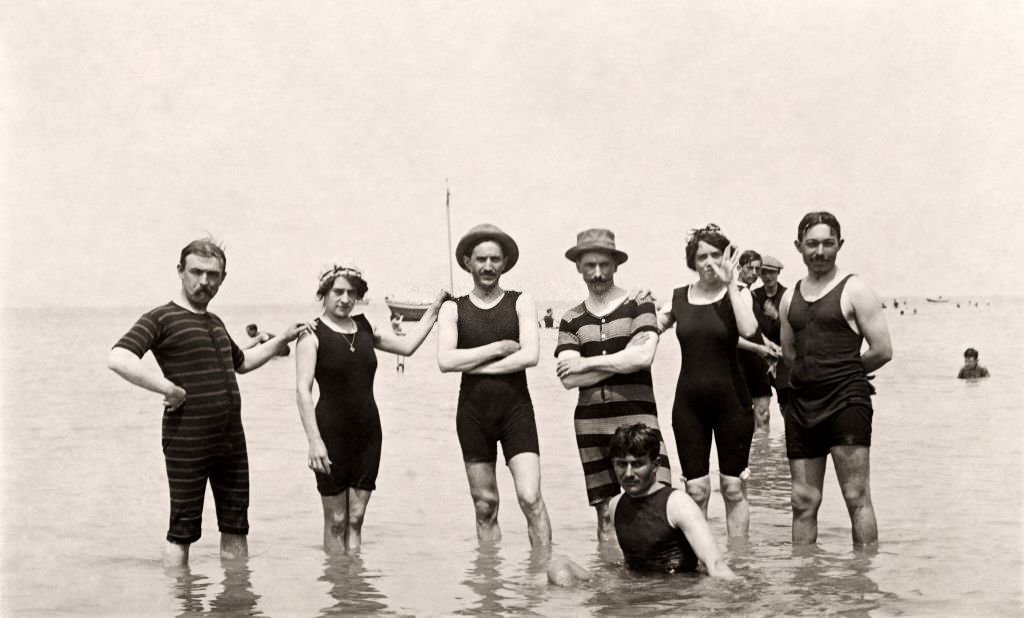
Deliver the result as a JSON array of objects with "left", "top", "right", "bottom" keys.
[{"left": 957, "top": 348, "right": 990, "bottom": 379}]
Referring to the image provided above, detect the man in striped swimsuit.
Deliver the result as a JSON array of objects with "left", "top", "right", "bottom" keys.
[
  {"left": 108, "top": 238, "right": 305, "bottom": 567},
  {"left": 555, "top": 228, "right": 672, "bottom": 541}
]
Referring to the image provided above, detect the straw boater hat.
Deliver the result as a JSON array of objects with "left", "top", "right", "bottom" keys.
[
  {"left": 761, "top": 255, "right": 784, "bottom": 271},
  {"left": 455, "top": 223, "right": 520, "bottom": 272},
  {"left": 564, "top": 228, "right": 628, "bottom": 265}
]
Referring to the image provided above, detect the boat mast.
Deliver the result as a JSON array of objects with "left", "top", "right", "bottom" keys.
[{"left": 445, "top": 179, "right": 454, "bottom": 292}]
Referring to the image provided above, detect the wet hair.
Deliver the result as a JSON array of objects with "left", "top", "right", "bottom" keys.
[
  {"left": 963, "top": 347, "right": 979, "bottom": 359},
  {"left": 608, "top": 424, "right": 662, "bottom": 462},
  {"left": 178, "top": 238, "right": 226, "bottom": 273},
  {"left": 797, "top": 211, "right": 842, "bottom": 241},
  {"left": 684, "top": 224, "right": 731, "bottom": 271},
  {"left": 316, "top": 270, "right": 369, "bottom": 301},
  {"left": 739, "top": 250, "right": 762, "bottom": 267}
]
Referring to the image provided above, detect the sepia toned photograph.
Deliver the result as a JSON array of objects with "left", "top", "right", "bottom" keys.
[{"left": 2, "top": 2, "right": 1021, "bottom": 615}]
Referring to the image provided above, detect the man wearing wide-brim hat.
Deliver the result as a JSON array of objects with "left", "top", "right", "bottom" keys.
[
  {"left": 436, "top": 223, "right": 552, "bottom": 547},
  {"left": 554, "top": 228, "right": 673, "bottom": 541}
]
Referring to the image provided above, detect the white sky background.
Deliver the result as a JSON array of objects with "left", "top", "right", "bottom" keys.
[{"left": 2, "top": 2, "right": 1022, "bottom": 307}]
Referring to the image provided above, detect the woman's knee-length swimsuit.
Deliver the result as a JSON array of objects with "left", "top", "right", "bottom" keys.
[
  {"left": 670, "top": 286, "right": 753, "bottom": 479},
  {"left": 313, "top": 315, "right": 382, "bottom": 495}
]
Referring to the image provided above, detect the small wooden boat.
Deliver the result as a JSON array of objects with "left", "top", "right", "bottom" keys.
[
  {"left": 925, "top": 296, "right": 950, "bottom": 303},
  {"left": 385, "top": 298, "right": 432, "bottom": 321}
]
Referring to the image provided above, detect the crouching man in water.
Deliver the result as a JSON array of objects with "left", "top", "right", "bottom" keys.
[
  {"left": 549, "top": 423, "right": 736, "bottom": 585},
  {"left": 608, "top": 423, "right": 737, "bottom": 578}
]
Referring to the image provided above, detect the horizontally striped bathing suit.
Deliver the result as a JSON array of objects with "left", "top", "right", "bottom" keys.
[
  {"left": 556, "top": 298, "right": 671, "bottom": 505},
  {"left": 114, "top": 302, "right": 248, "bottom": 544}
]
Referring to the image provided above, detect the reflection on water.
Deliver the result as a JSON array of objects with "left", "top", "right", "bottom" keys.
[
  {"left": 783, "top": 547, "right": 900, "bottom": 616},
  {"left": 456, "top": 543, "right": 509, "bottom": 615},
  {"left": 317, "top": 554, "right": 390, "bottom": 616},
  {"left": 171, "top": 560, "right": 262, "bottom": 617}
]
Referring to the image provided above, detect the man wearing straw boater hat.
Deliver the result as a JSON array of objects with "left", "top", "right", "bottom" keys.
[
  {"left": 436, "top": 223, "right": 552, "bottom": 547},
  {"left": 554, "top": 228, "right": 672, "bottom": 541}
]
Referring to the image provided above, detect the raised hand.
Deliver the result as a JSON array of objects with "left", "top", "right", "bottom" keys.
[{"left": 710, "top": 244, "right": 740, "bottom": 285}]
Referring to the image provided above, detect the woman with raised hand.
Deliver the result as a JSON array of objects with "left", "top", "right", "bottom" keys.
[
  {"left": 295, "top": 263, "right": 449, "bottom": 554},
  {"left": 657, "top": 224, "right": 758, "bottom": 538}
]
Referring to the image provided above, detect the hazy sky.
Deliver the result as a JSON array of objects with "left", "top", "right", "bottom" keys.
[{"left": 2, "top": 2, "right": 1022, "bottom": 307}]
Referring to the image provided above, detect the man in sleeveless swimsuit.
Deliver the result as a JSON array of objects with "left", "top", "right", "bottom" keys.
[
  {"left": 437, "top": 223, "right": 552, "bottom": 547},
  {"left": 554, "top": 228, "right": 672, "bottom": 541},
  {"left": 779, "top": 212, "right": 892, "bottom": 548},
  {"left": 107, "top": 238, "right": 306, "bottom": 566},
  {"left": 608, "top": 424, "right": 736, "bottom": 578},
  {"left": 753, "top": 255, "right": 788, "bottom": 417},
  {"left": 735, "top": 250, "right": 777, "bottom": 431}
]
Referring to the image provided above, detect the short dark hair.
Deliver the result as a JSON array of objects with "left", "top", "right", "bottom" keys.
[
  {"left": 685, "top": 225, "right": 731, "bottom": 271},
  {"left": 316, "top": 272, "right": 369, "bottom": 301},
  {"left": 797, "top": 211, "right": 842, "bottom": 241},
  {"left": 178, "top": 238, "right": 227, "bottom": 273},
  {"left": 739, "top": 250, "right": 762, "bottom": 267},
  {"left": 608, "top": 424, "right": 662, "bottom": 462},
  {"left": 964, "top": 347, "right": 979, "bottom": 359}
]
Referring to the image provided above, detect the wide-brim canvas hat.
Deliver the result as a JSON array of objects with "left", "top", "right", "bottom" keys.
[
  {"left": 455, "top": 223, "right": 519, "bottom": 272},
  {"left": 564, "top": 228, "right": 628, "bottom": 264},
  {"left": 761, "top": 255, "right": 784, "bottom": 271}
]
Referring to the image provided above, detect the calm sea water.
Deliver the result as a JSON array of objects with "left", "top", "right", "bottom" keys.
[{"left": 1, "top": 297, "right": 1021, "bottom": 616}]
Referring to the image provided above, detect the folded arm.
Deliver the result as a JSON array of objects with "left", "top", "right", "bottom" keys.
[
  {"left": 467, "top": 293, "right": 540, "bottom": 375},
  {"left": 556, "top": 330, "right": 658, "bottom": 389},
  {"left": 436, "top": 300, "right": 520, "bottom": 373}
]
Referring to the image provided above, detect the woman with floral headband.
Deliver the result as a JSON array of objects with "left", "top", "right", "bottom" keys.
[
  {"left": 294, "top": 263, "right": 449, "bottom": 554},
  {"left": 656, "top": 224, "right": 758, "bottom": 539}
]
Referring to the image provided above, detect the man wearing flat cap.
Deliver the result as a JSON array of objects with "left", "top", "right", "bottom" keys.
[
  {"left": 554, "top": 228, "right": 672, "bottom": 541},
  {"left": 753, "top": 255, "right": 790, "bottom": 412},
  {"left": 436, "top": 223, "right": 552, "bottom": 547}
]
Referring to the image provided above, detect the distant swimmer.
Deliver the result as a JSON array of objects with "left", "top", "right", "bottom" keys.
[
  {"left": 554, "top": 228, "right": 671, "bottom": 541},
  {"left": 957, "top": 347, "right": 990, "bottom": 379},
  {"left": 436, "top": 224, "right": 552, "bottom": 546},
  {"left": 107, "top": 238, "right": 306, "bottom": 567},
  {"left": 294, "top": 264, "right": 448, "bottom": 554},
  {"left": 656, "top": 223, "right": 759, "bottom": 539},
  {"left": 779, "top": 212, "right": 892, "bottom": 549},
  {"left": 542, "top": 308, "right": 555, "bottom": 328},
  {"left": 244, "top": 323, "right": 290, "bottom": 356}
]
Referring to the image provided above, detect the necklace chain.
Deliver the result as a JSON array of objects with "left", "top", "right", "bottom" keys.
[
  {"left": 340, "top": 330, "right": 356, "bottom": 352},
  {"left": 324, "top": 315, "right": 357, "bottom": 352}
]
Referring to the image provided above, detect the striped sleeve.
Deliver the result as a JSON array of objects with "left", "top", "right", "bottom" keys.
[
  {"left": 554, "top": 316, "right": 581, "bottom": 357},
  {"left": 113, "top": 311, "right": 160, "bottom": 358},
  {"left": 630, "top": 300, "right": 660, "bottom": 337}
]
